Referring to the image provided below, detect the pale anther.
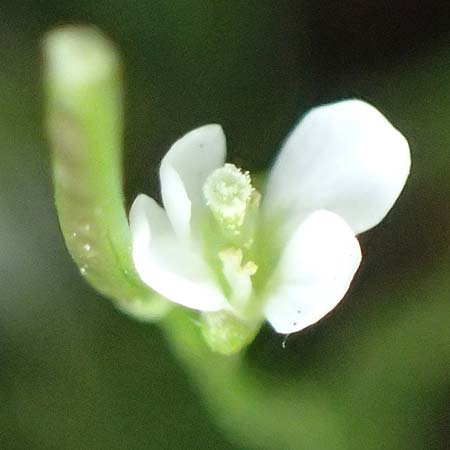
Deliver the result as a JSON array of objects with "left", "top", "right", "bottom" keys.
[{"left": 219, "top": 248, "right": 257, "bottom": 309}]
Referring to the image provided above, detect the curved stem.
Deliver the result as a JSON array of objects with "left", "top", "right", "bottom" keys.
[{"left": 44, "top": 26, "right": 169, "bottom": 319}]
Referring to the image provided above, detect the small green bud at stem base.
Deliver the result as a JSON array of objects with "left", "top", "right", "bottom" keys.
[{"left": 201, "top": 310, "right": 260, "bottom": 355}]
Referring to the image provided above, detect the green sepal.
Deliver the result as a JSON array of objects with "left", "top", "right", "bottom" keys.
[{"left": 201, "top": 310, "right": 261, "bottom": 355}]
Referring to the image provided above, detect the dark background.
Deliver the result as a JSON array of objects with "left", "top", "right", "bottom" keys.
[{"left": 0, "top": 1, "right": 449, "bottom": 449}]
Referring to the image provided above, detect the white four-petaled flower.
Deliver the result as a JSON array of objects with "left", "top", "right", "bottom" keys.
[{"left": 129, "top": 100, "right": 410, "bottom": 334}]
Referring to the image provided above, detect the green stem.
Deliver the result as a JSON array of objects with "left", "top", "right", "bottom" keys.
[
  {"left": 162, "top": 264, "right": 450, "bottom": 450},
  {"left": 163, "top": 309, "right": 347, "bottom": 449}
]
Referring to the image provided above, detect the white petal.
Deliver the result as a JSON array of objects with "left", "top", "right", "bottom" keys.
[
  {"left": 129, "top": 194, "right": 227, "bottom": 311},
  {"left": 264, "top": 210, "right": 362, "bottom": 334},
  {"left": 160, "top": 124, "right": 226, "bottom": 238},
  {"left": 264, "top": 99, "right": 410, "bottom": 235}
]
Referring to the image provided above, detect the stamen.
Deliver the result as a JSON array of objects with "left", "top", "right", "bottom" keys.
[{"left": 219, "top": 248, "right": 257, "bottom": 309}]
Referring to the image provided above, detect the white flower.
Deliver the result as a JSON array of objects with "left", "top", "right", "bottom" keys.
[{"left": 129, "top": 99, "right": 410, "bottom": 334}]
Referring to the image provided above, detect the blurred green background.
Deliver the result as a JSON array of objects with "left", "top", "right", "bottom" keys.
[{"left": 0, "top": 1, "right": 449, "bottom": 449}]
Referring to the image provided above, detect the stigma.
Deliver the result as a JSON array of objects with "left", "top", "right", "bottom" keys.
[{"left": 203, "top": 163, "right": 255, "bottom": 234}]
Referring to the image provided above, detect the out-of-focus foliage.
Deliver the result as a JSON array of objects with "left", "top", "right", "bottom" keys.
[{"left": 0, "top": 1, "right": 449, "bottom": 450}]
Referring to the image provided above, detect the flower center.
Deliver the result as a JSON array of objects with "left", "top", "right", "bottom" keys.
[
  {"left": 202, "top": 163, "right": 262, "bottom": 313},
  {"left": 203, "top": 163, "right": 254, "bottom": 234}
]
